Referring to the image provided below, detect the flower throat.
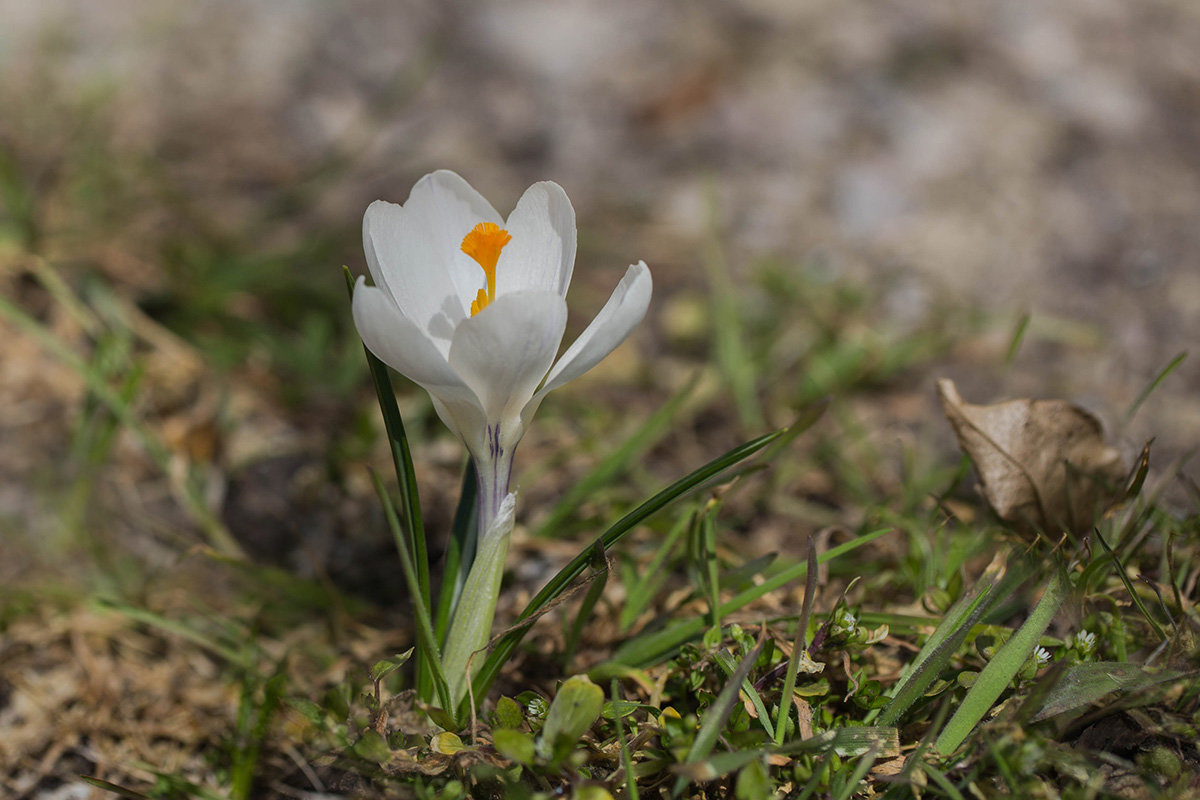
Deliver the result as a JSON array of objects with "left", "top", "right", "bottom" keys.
[{"left": 462, "top": 222, "right": 512, "bottom": 316}]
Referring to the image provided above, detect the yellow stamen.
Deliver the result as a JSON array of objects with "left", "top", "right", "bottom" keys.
[{"left": 461, "top": 222, "right": 512, "bottom": 315}]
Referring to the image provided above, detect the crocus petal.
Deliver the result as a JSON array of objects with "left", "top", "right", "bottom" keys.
[
  {"left": 354, "top": 278, "right": 488, "bottom": 448},
  {"left": 448, "top": 291, "right": 568, "bottom": 438},
  {"left": 535, "top": 261, "right": 652, "bottom": 401},
  {"left": 496, "top": 181, "right": 576, "bottom": 298},
  {"left": 352, "top": 278, "right": 463, "bottom": 388},
  {"left": 365, "top": 170, "right": 503, "bottom": 333}
]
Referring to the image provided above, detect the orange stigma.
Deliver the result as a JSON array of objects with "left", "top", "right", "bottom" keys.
[{"left": 461, "top": 222, "right": 512, "bottom": 315}]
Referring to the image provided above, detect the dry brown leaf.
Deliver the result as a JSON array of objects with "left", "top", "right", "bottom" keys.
[{"left": 937, "top": 379, "right": 1125, "bottom": 537}]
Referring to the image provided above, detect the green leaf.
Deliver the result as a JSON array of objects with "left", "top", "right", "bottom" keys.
[
  {"left": 353, "top": 730, "right": 392, "bottom": 763},
  {"left": 370, "top": 648, "right": 415, "bottom": 682},
  {"left": 492, "top": 696, "right": 524, "bottom": 730},
  {"left": 735, "top": 758, "right": 771, "bottom": 800},
  {"left": 370, "top": 472, "right": 451, "bottom": 715},
  {"left": 345, "top": 268, "right": 432, "bottom": 693},
  {"left": 492, "top": 728, "right": 536, "bottom": 766},
  {"left": 431, "top": 731, "right": 465, "bottom": 754},
  {"left": 1031, "top": 662, "right": 1187, "bottom": 722},
  {"left": 878, "top": 554, "right": 1018, "bottom": 726},
  {"left": 538, "top": 675, "right": 605, "bottom": 763},
  {"left": 935, "top": 569, "right": 1069, "bottom": 754}
]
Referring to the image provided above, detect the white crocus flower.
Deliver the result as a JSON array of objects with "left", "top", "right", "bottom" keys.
[{"left": 352, "top": 170, "right": 652, "bottom": 706}]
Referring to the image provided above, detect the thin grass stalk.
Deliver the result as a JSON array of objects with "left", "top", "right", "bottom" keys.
[
  {"left": 435, "top": 461, "right": 478, "bottom": 647},
  {"left": 370, "top": 471, "right": 452, "bottom": 713},
  {"left": 775, "top": 539, "right": 819, "bottom": 743}
]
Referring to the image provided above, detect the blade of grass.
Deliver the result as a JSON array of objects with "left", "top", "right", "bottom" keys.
[
  {"left": 435, "top": 460, "right": 478, "bottom": 647},
  {"left": 935, "top": 569, "right": 1068, "bottom": 754},
  {"left": 345, "top": 268, "right": 432, "bottom": 691},
  {"left": 620, "top": 511, "right": 690, "bottom": 631},
  {"left": 612, "top": 529, "right": 887, "bottom": 667},
  {"left": 1004, "top": 312, "right": 1031, "bottom": 365},
  {"left": 921, "top": 762, "right": 967, "bottom": 800},
  {"left": 472, "top": 426, "right": 787, "bottom": 699},
  {"left": 702, "top": 183, "right": 763, "bottom": 431},
  {"left": 1095, "top": 528, "right": 1167, "bottom": 641},
  {"left": 370, "top": 470, "right": 451, "bottom": 715},
  {"left": 775, "top": 538, "right": 819, "bottom": 744},
  {"left": 1123, "top": 351, "right": 1186, "bottom": 425},
  {"left": 562, "top": 542, "right": 610, "bottom": 669},
  {"left": 345, "top": 268, "right": 428, "bottom": 598},
  {"left": 831, "top": 746, "right": 878, "bottom": 800},
  {"left": 699, "top": 503, "right": 722, "bottom": 638},
  {"left": 672, "top": 636, "right": 764, "bottom": 797},
  {"left": 611, "top": 679, "right": 641, "bottom": 800},
  {"left": 93, "top": 598, "right": 251, "bottom": 668},
  {"left": 878, "top": 554, "right": 1018, "bottom": 726},
  {"left": 712, "top": 647, "right": 774, "bottom": 738}
]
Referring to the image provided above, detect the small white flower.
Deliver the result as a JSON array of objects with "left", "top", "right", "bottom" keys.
[
  {"left": 1034, "top": 646, "right": 1052, "bottom": 665},
  {"left": 1071, "top": 630, "right": 1097, "bottom": 654},
  {"left": 352, "top": 170, "right": 652, "bottom": 529}
]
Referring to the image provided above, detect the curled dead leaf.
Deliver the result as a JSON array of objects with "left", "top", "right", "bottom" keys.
[{"left": 937, "top": 379, "right": 1125, "bottom": 537}]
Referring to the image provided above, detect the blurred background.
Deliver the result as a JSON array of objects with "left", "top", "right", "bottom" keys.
[{"left": 2, "top": 0, "right": 1199, "bottom": 592}]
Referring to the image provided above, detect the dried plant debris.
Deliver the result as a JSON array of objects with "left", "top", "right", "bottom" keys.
[{"left": 938, "top": 379, "right": 1125, "bottom": 538}]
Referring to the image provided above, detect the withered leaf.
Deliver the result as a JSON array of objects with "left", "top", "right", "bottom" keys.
[{"left": 937, "top": 379, "right": 1125, "bottom": 537}]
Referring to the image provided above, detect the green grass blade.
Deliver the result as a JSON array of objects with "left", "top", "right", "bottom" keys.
[
  {"left": 370, "top": 471, "right": 451, "bottom": 714},
  {"left": 702, "top": 187, "right": 763, "bottom": 431},
  {"left": 611, "top": 679, "right": 641, "bottom": 800},
  {"left": 435, "top": 460, "right": 478, "bottom": 647},
  {"left": 1005, "top": 312, "right": 1030, "bottom": 365},
  {"left": 712, "top": 648, "right": 774, "bottom": 738},
  {"left": 935, "top": 569, "right": 1069, "bottom": 754},
  {"left": 534, "top": 373, "right": 698, "bottom": 538},
  {"left": 775, "top": 539, "right": 819, "bottom": 743},
  {"left": 620, "top": 511, "right": 690, "bottom": 631},
  {"left": 612, "top": 529, "right": 887, "bottom": 667},
  {"left": 878, "top": 555, "right": 1017, "bottom": 726},
  {"left": 831, "top": 747, "right": 878, "bottom": 800},
  {"left": 471, "top": 427, "right": 787, "bottom": 700},
  {"left": 562, "top": 542, "right": 610, "bottom": 669},
  {"left": 1123, "top": 351, "right": 1187, "bottom": 425},
  {"left": 93, "top": 598, "right": 251, "bottom": 668},
  {"left": 672, "top": 638, "right": 764, "bottom": 797},
  {"left": 699, "top": 504, "right": 722, "bottom": 637},
  {"left": 921, "top": 762, "right": 966, "bottom": 800},
  {"left": 345, "top": 267, "right": 433, "bottom": 692},
  {"left": 1095, "top": 528, "right": 1168, "bottom": 641},
  {"left": 344, "top": 268, "right": 428, "bottom": 602},
  {"left": 1029, "top": 662, "right": 1186, "bottom": 722}
]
